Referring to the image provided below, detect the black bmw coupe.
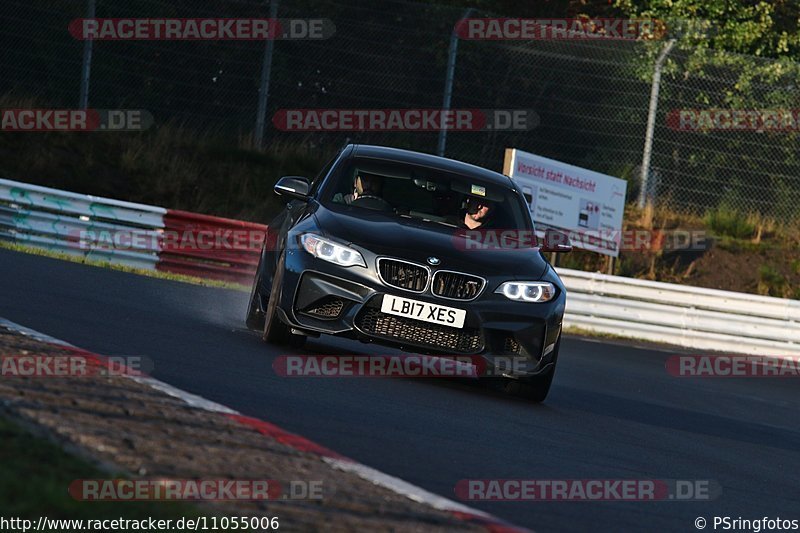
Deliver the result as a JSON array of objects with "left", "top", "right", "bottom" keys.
[{"left": 246, "top": 144, "right": 571, "bottom": 401}]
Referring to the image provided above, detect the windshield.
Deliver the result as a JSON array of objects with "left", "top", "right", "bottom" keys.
[{"left": 322, "top": 157, "right": 531, "bottom": 231}]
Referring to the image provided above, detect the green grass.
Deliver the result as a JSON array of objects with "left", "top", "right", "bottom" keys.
[
  {"left": 0, "top": 102, "right": 326, "bottom": 223},
  {"left": 758, "top": 264, "right": 787, "bottom": 296},
  {"left": 0, "top": 240, "right": 248, "bottom": 292},
  {"left": 0, "top": 416, "right": 208, "bottom": 519},
  {"left": 562, "top": 325, "right": 638, "bottom": 342},
  {"left": 703, "top": 206, "right": 756, "bottom": 239},
  {"left": 562, "top": 325, "right": 705, "bottom": 350},
  {"left": 715, "top": 236, "right": 766, "bottom": 253}
]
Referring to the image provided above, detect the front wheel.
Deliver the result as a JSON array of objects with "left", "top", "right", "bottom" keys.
[
  {"left": 504, "top": 365, "right": 555, "bottom": 403},
  {"left": 261, "top": 252, "right": 306, "bottom": 348},
  {"left": 245, "top": 268, "right": 266, "bottom": 331},
  {"left": 504, "top": 334, "right": 561, "bottom": 403}
]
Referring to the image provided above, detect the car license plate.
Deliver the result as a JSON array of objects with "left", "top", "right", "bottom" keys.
[{"left": 380, "top": 294, "right": 466, "bottom": 329}]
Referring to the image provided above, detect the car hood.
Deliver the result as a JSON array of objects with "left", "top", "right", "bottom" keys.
[{"left": 313, "top": 204, "right": 549, "bottom": 280}]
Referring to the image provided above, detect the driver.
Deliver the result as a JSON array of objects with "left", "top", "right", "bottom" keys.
[
  {"left": 353, "top": 173, "right": 381, "bottom": 200},
  {"left": 461, "top": 196, "right": 495, "bottom": 229},
  {"left": 348, "top": 173, "right": 393, "bottom": 211}
]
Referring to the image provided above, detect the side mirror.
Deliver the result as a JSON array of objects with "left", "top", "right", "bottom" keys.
[
  {"left": 274, "top": 176, "right": 311, "bottom": 201},
  {"left": 539, "top": 228, "right": 573, "bottom": 253}
]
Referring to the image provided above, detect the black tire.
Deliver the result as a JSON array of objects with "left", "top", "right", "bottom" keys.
[
  {"left": 286, "top": 331, "right": 308, "bottom": 349},
  {"left": 245, "top": 268, "right": 266, "bottom": 331},
  {"left": 504, "top": 365, "right": 555, "bottom": 403},
  {"left": 261, "top": 253, "right": 306, "bottom": 348},
  {"left": 504, "top": 334, "right": 561, "bottom": 403}
]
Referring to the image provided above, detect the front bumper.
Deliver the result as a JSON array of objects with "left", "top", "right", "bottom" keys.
[{"left": 274, "top": 247, "right": 565, "bottom": 377}]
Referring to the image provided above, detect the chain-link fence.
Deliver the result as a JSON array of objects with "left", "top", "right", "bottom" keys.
[
  {"left": 2, "top": 0, "right": 799, "bottom": 220},
  {"left": 652, "top": 47, "right": 800, "bottom": 219}
]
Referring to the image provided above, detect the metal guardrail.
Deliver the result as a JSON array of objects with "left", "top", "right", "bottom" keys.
[
  {"left": 0, "top": 179, "right": 265, "bottom": 282},
  {"left": 156, "top": 210, "right": 266, "bottom": 283},
  {"left": 0, "top": 178, "right": 165, "bottom": 270},
  {"left": 558, "top": 268, "right": 800, "bottom": 356}
]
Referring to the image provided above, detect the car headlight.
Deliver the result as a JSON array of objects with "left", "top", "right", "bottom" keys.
[
  {"left": 300, "top": 233, "right": 366, "bottom": 268},
  {"left": 495, "top": 281, "right": 556, "bottom": 303}
]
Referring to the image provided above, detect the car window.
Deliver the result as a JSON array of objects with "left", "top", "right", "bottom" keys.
[{"left": 324, "top": 158, "right": 530, "bottom": 231}]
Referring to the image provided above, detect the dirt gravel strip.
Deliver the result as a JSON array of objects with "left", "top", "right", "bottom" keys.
[{"left": 0, "top": 318, "right": 529, "bottom": 533}]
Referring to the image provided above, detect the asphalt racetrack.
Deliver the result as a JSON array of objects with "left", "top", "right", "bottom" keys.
[{"left": 1, "top": 248, "right": 798, "bottom": 531}]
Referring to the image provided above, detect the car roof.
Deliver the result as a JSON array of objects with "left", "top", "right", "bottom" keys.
[{"left": 350, "top": 144, "right": 515, "bottom": 189}]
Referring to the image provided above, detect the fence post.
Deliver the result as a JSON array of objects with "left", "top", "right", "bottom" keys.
[
  {"left": 78, "top": 0, "right": 96, "bottom": 109},
  {"left": 254, "top": 0, "right": 279, "bottom": 149},
  {"left": 638, "top": 38, "right": 676, "bottom": 209},
  {"left": 437, "top": 8, "right": 474, "bottom": 157}
]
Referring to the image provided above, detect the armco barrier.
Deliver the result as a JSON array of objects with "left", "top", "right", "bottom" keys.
[
  {"left": 0, "top": 178, "right": 165, "bottom": 270},
  {"left": 157, "top": 209, "right": 266, "bottom": 283},
  {"left": 558, "top": 268, "right": 800, "bottom": 356},
  {"left": 0, "top": 178, "right": 266, "bottom": 283}
]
